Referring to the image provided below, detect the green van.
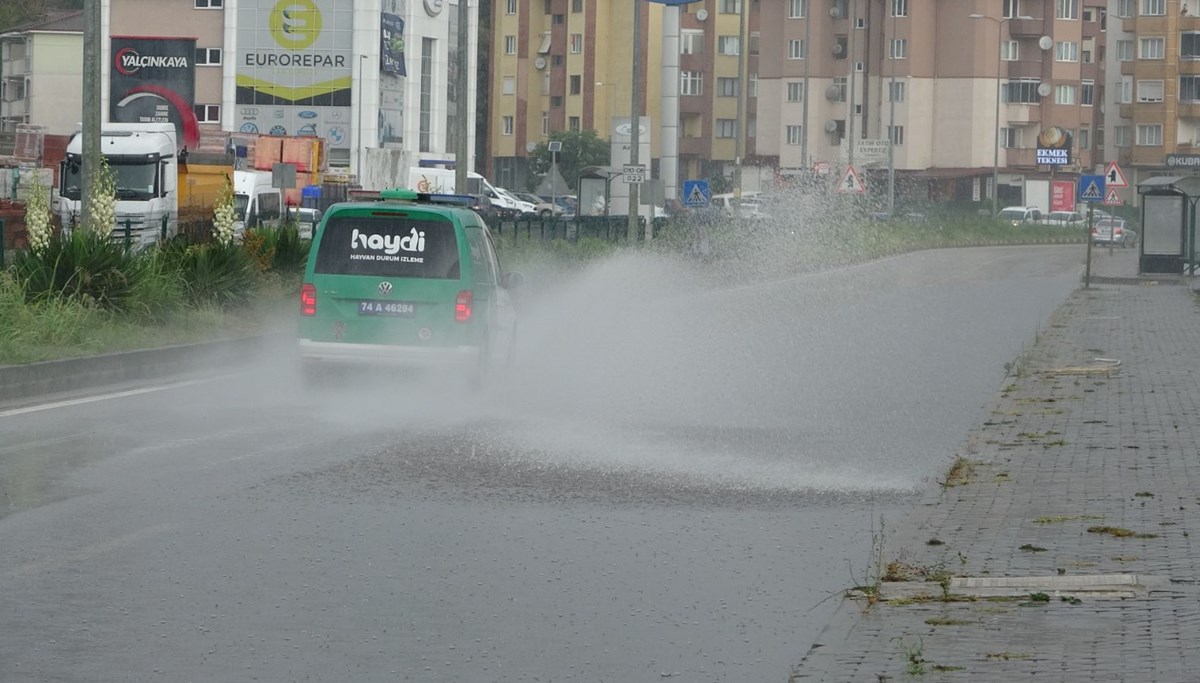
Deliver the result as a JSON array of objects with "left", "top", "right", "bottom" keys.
[{"left": 298, "top": 189, "right": 519, "bottom": 384}]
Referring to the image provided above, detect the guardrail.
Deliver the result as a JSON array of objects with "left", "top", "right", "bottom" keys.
[{"left": 490, "top": 215, "right": 660, "bottom": 243}]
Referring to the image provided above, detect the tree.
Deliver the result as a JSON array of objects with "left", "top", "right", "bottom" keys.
[{"left": 526, "top": 130, "right": 611, "bottom": 192}]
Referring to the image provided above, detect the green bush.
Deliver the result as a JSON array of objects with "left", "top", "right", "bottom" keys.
[
  {"left": 258, "top": 223, "right": 311, "bottom": 275},
  {"left": 13, "top": 230, "right": 155, "bottom": 312},
  {"left": 163, "top": 240, "right": 258, "bottom": 309}
]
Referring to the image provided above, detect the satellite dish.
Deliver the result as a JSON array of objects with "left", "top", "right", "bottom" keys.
[
  {"left": 1037, "top": 83, "right": 1052, "bottom": 97},
  {"left": 824, "top": 120, "right": 839, "bottom": 133},
  {"left": 825, "top": 84, "right": 841, "bottom": 101},
  {"left": 695, "top": 8, "right": 708, "bottom": 20},
  {"left": 1038, "top": 35, "right": 1054, "bottom": 50},
  {"left": 829, "top": 6, "right": 843, "bottom": 18},
  {"left": 534, "top": 56, "right": 547, "bottom": 70}
]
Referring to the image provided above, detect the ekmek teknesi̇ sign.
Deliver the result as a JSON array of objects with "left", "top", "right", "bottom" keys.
[{"left": 1035, "top": 126, "right": 1072, "bottom": 166}]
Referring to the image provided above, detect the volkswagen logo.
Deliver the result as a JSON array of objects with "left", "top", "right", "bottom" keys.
[{"left": 378, "top": 282, "right": 393, "bottom": 295}]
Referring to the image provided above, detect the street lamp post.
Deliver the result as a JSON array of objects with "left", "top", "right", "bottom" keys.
[
  {"left": 357, "top": 54, "right": 368, "bottom": 183},
  {"left": 969, "top": 13, "right": 1032, "bottom": 217}
]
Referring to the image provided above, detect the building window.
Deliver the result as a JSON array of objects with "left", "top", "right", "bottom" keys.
[
  {"left": 506, "top": 0, "right": 517, "bottom": 14},
  {"left": 552, "top": 14, "right": 564, "bottom": 24},
  {"left": 1003, "top": 79, "right": 1042, "bottom": 103},
  {"left": 786, "top": 125, "right": 803, "bottom": 145},
  {"left": 1000, "top": 127, "right": 1020, "bottom": 148},
  {"left": 716, "top": 119, "right": 736, "bottom": 138},
  {"left": 195, "top": 47, "right": 221, "bottom": 66},
  {"left": 1055, "top": 41, "right": 1078, "bottom": 62},
  {"left": 570, "top": 75, "right": 581, "bottom": 94},
  {"left": 890, "top": 38, "right": 907, "bottom": 59},
  {"left": 572, "top": 0, "right": 583, "bottom": 11},
  {"left": 717, "top": 77, "right": 739, "bottom": 97},
  {"left": 788, "top": 39, "right": 807, "bottom": 59},
  {"left": 1118, "top": 75, "right": 1133, "bottom": 103},
  {"left": 553, "top": 54, "right": 564, "bottom": 66},
  {"left": 831, "top": 77, "right": 847, "bottom": 102},
  {"left": 1114, "top": 125, "right": 1131, "bottom": 146},
  {"left": 1182, "top": 75, "right": 1200, "bottom": 101},
  {"left": 194, "top": 0, "right": 222, "bottom": 7},
  {"left": 1116, "top": 0, "right": 1134, "bottom": 16},
  {"left": 891, "top": 0, "right": 908, "bottom": 16},
  {"left": 1139, "top": 37, "right": 1165, "bottom": 59},
  {"left": 569, "top": 116, "right": 580, "bottom": 131},
  {"left": 789, "top": 0, "right": 807, "bottom": 18},
  {"left": 888, "top": 80, "right": 906, "bottom": 101},
  {"left": 502, "top": 116, "right": 514, "bottom": 135},
  {"left": 1182, "top": 32, "right": 1200, "bottom": 59},
  {"left": 544, "top": 0, "right": 551, "bottom": 12},
  {"left": 1056, "top": 0, "right": 1078, "bottom": 19},
  {"left": 749, "top": 73, "right": 758, "bottom": 98},
  {"left": 542, "top": 112, "right": 549, "bottom": 135},
  {"left": 504, "top": 36, "right": 517, "bottom": 54},
  {"left": 1140, "top": 0, "right": 1165, "bottom": 15},
  {"left": 681, "top": 30, "right": 704, "bottom": 55},
  {"left": 1078, "top": 127, "right": 1090, "bottom": 150},
  {"left": 193, "top": 104, "right": 220, "bottom": 122},
  {"left": 1083, "top": 8, "right": 1094, "bottom": 21},
  {"left": 1137, "top": 79, "right": 1164, "bottom": 102},
  {"left": 1001, "top": 41, "right": 1019, "bottom": 61},
  {"left": 887, "top": 125, "right": 904, "bottom": 145},
  {"left": 1116, "top": 40, "right": 1134, "bottom": 61},
  {"left": 720, "top": 0, "right": 742, "bottom": 13},
  {"left": 570, "top": 34, "right": 583, "bottom": 53},
  {"left": 1081, "top": 80, "right": 1094, "bottom": 105},
  {"left": 550, "top": 95, "right": 562, "bottom": 107},
  {"left": 1003, "top": 0, "right": 1020, "bottom": 18},
  {"left": 1055, "top": 84, "right": 1076, "bottom": 104},
  {"left": 787, "top": 82, "right": 805, "bottom": 101},
  {"left": 718, "top": 36, "right": 740, "bottom": 55},
  {"left": 502, "top": 76, "right": 515, "bottom": 95},
  {"left": 680, "top": 71, "right": 703, "bottom": 95},
  {"left": 1137, "top": 124, "right": 1163, "bottom": 145}
]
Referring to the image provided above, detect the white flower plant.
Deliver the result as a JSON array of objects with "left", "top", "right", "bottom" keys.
[
  {"left": 212, "top": 178, "right": 237, "bottom": 246},
  {"left": 85, "top": 155, "right": 117, "bottom": 236},
  {"left": 24, "top": 180, "right": 52, "bottom": 254}
]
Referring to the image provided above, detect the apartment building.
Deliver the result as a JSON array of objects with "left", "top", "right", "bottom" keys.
[
  {"left": 488, "top": 0, "right": 763, "bottom": 194},
  {"left": 0, "top": 11, "right": 83, "bottom": 136},
  {"left": 1106, "top": 0, "right": 1200, "bottom": 187},
  {"left": 758, "top": 0, "right": 1107, "bottom": 203}
]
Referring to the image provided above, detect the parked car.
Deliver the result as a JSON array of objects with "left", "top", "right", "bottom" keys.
[
  {"left": 1042, "top": 210, "right": 1084, "bottom": 228},
  {"left": 997, "top": 206, "right": 1043, "bottom": 227},
  {"left": 465, "top": 193, "right": 502, "bottom": 222},
  {"left": 495, "top": 187, "right": 538, "bottom": 218},
  {"left": 509, "top": 191, "right": 565, "bottom": 218},
  {"left": 298, "top": 188, "right": 520, "bottom": 387},
  {"left": 538, "top": 194, "right": 578, "bottom": 216},
  {"left": 1092, "top": 218, "right": 1137, "bottom": 247}
]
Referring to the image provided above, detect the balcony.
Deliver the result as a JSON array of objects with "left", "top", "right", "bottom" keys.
[
  {"left": 1007, "top": 18, "right": 1044, "bottom": 38},
  {"left": 1005, "top": 59, "right": 1043, "bottom": 80},
  {"left": 1180, "top": 58, "right": 1200, "bottom": 75},
  {"left": 1004, "top": 103, "right": 1040, "bottom": 123},
  {"left": 1132, "top": 145, "right": 1167, "bottom": 165},
  {"left": 679, "top": 94, "right": 707, "bottom": 114},
  {"left": 1119, "top": 102, "right": 1134, "bottom": 119},
  {"left": 680, "top": 52, "right": 705, "bottom": 72},
  {"left": 1004, "top": 148, "right": 1039, "bottom": 167},
  {"left": 1182, "top": 15, "right": 1200, "bottom": 31},
  {"left": 1179, "top": 102, "right": 1200, "bottom": 119},
  {"left": 678, "top": 135, "right": 710, "bottom": 156}
]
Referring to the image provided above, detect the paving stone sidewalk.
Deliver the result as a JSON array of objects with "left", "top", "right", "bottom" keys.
[{"left": 794, "top": 248, "right": 1200, "bottom": 681}]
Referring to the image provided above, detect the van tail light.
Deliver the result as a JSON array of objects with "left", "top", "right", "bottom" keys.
[
  {"left": 301, "top": 283, "right": 317, "bottom": 316},
  {"left": 455, "top": 290, "right": 473, "bottom": 322}
]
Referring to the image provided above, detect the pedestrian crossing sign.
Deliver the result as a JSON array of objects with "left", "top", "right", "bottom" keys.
[
  {"left": 682, "top": 179, "right": 711, "bottom": 208},
  {"left": 1078, "top": 175, "right": 1105, "bottom": 203},
  {"left": 836, "top": 165, "right": 866, "bottom": 194}
]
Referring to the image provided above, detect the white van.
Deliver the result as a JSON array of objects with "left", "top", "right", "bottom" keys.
[
  {"left": 710, "top": 191, "right": 762, "bottom": 216},
  {"left": 234, "top": 170, "right": 283, "bottom": 233},
  {"left": 407, "top": 167, "right": 516, "bottom": 217}
]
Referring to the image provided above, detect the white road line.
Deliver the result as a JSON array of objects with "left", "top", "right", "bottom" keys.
[{"left": 0, "top": 377, "right": 218, "bottom": 418}]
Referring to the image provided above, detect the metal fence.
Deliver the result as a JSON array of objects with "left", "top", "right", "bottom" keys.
[{"left": 490, "top": 216, "right": 658, "bottom": 243}]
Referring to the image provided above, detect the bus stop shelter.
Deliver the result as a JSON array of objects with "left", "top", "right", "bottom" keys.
[{"left": 1136, "top": 175, "right": 1200, "bottom": 275}]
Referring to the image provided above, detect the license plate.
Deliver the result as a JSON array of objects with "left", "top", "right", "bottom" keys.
[{"left": 358, "top": 300, "right": 416, "bottom": 317}]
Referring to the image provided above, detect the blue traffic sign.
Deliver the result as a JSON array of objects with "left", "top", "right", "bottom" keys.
[
  {"left": 682, "top": 179, "right": 711, "bottom": 208},
  {"left": 1078, "top": 175, "right": 1105, "bottom": 203}
]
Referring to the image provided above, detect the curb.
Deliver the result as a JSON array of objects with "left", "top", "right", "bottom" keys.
[{"left": 0, "top": 334, "right": 289, "bottom": 404}]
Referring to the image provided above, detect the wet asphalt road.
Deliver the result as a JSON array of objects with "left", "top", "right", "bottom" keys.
[{"left": 0, "top": 245, "right": 1083, "bottom": 682}]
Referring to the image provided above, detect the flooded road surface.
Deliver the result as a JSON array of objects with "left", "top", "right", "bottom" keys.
[{"left": 0, "top": 245, "right": 1083, "bottom": 681}]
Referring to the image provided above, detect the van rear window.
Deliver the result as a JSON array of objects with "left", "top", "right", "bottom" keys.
[{"left": 313, "top": 215, "right": 460, "bottom": 279}]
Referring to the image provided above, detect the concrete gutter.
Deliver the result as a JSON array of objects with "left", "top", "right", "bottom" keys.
[{"left": 0, "top": 334, "right": 289, "bottom": 405}]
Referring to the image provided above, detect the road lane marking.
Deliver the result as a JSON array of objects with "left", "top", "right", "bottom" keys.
[{"left": 0, "top": 378, "right": 218, "bottom": 418}]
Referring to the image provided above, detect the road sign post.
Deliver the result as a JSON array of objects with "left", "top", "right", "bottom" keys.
[
  {"left": 681, "top": 179, "right": 710, "bottom": 209},
  {"left": 836, "top": 164, "right": 865, "bottom": 194},
  {"left": 622, "top": 164, "right": 646, "bottom": 185}
]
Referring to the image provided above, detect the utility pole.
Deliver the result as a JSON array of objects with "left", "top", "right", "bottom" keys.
[
  {"left": 801, "top": 0, "right": 811, "bottom": 170},
  {"left": 81, "top": 0, "right": 101, "bottom": 227},
  {"left": 455, "top": 0, "right": 470, "bottom": 193},
  {"left": 847, "top": 0, "right": 857, "bottom": 168},
  {"left": 734, "top": 0, "right": 748, "bottom": 205},
  {"left": 887, "top": 1, "right": 897, "bottom": 215},
  {"left": 627, "top": 0, "right": 642, "bottom": 243}
]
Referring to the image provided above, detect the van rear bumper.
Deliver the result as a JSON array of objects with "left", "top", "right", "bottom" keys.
[{"left": 298, "top": 339, "right": 480, "bottom": 369}]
